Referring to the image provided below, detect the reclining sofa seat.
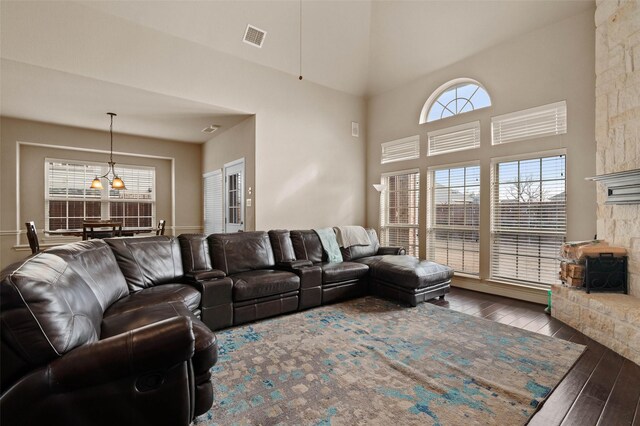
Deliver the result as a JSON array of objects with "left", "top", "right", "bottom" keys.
[
  {"left": 0, "top": 239, "right": 217, "bottom": 426},
  {"left": 206, "top": 231, "right": 303, "bottom": 326},
  {"left": 103, "top": 236, "right": 219, "bottom": 414},
  {"left": 289, "top": 228, "right": 405, "bottom": 304},
  {"left": 268, "top": 230, "right": 323, "bottom": 310}
]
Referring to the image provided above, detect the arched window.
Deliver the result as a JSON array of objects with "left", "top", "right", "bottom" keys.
[{"left": 419, "top": 78, "right": 491, "bottom": 124}]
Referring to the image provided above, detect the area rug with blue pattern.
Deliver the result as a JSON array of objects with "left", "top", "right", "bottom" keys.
[{"left": 195, "top": 296, "right": 584, "bottom": 425}]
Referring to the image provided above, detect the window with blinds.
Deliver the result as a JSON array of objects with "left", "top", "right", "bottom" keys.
[
  {"left": 427, "top": 164, "right": 480, "bottom": 275},
  {"left": 491, "top": 101, "right": 567, "bottom": 145},
  {"left": 379, "top": 170, "right": 420, "bottom": 257},
  {"left": 427, "top": 121, "right": 480, "bottom": 156},
  {"left": 108, "top": 166, "right": 155, "bottom": 227},
  {"left": 381, "top": 136, "right": 420, "bottom": 164},
  {"left": 46, "top": 159, "right": 155, "bottom": 231},
  {"left": 490, "top": 154, "right": 566, "bottom": 286},
  {"left": 203, "top": 170, "right": 223, "bottom": 234}
]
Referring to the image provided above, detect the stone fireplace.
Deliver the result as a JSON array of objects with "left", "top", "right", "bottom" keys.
[{"left": 552, "top": 0, "right": 639, "bottom": 365}]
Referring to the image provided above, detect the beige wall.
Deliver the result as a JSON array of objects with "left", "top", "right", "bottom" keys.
[
  {"left": 1, "top": 2, "right": 366, "bottom": 233},
  {"left": 0, "top": 117, "right": 202, "bottom": 268},
  {"left": 366, "top": 10, "right": 597, "bottom": 281},
  {"left": 594, "top": 0, "right": 640, "bottom": 297},
  {"left": 203, "top": 116, "right": 256, "bottom": 231}
]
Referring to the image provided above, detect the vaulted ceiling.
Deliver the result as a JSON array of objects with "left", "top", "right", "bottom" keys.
[
  {"left": 0, "top": 0, "right": 594, "bottom": 141},
  {"left": 81, "top": 0, "right": 594, "bottom": 96}
]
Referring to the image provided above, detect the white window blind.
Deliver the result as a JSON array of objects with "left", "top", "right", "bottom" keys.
[
  {"left": 427, "top": 121, "right": 480, "bottom": 156},
  {"left": 109, "top": 166, "right": 155, "bottom": 227},
  {"left": 46, "top": 159, "right": 155, "bottom": 231},
  {"left": 381, "top": 136, "right": 420, "bottom": 164},
  {"left": 491, "top": 101, "right": 567, "bottom": 145},
  {"left": 427, "top": 164, "right": 480, "bottom": 275},
  {"left": 203, "top": 170, "right": 223, "bottom": 234},
  {"left": 491, "top": 154, "right": 566, "bottom": 286},
  {"left": 379, "top": 170, "right": 420, "bottom": 257}
]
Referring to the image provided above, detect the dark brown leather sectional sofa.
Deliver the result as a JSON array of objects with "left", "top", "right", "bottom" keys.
[
  {"left": 1, "top": 238, "right": 218, "bottom": 426},
  {"left": 0, "top": 227, "right": 452, "bottom": 426}
]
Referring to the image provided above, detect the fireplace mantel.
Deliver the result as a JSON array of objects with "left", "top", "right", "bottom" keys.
[{"left": 586, "top": 169, "right": 640, "bottom": 204}]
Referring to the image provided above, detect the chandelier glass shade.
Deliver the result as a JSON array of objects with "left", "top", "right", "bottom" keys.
[{"left": 90, "top": 112, "right": 126, "bottom": 190}]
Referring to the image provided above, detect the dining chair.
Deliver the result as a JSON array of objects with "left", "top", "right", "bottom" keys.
[
  {"left": 82, "top": 221, "right": 123, "bottom": 240},
  {"left": 25, "top": 221, "right": 41, "bottom": 254},
  {"left": 156, "top": 219, "right": 166, "bottom": 236}
]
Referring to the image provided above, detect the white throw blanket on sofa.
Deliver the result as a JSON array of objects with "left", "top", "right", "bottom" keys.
[{"left": 334, "top": 226, "right": 371, "bottom": 248}]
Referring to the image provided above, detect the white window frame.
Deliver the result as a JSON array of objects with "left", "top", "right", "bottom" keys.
[
  {"left": 427, "top": 121, "right": 480, "bottom": 156},
  {"left": 381, "top": 136, "right": 420, "bottom": 164},
  {"left": 491, "top": 100, "right": 567, "bottom": 145},
  {"left": 490, "top": 150, "right": 566, "bottom": 287},
  {"left": 427, "top": 161, "right": 480, "bottom": 276},
  {"left": 419, "top": 78, "right": 492, "bottom": 124},
  {"left": 45, "top": 158, "right": 156, "bottom": 232},
  {"left": 379, "top": 168, "right": 420, "bottom": 257}
]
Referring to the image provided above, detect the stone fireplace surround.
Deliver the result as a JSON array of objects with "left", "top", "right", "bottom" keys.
[
  {"left": 552, "top": 0, "right": 639, "bottom": 365},
  {"left": 552, "top": 284, "right": 639, "bottom": 365}
]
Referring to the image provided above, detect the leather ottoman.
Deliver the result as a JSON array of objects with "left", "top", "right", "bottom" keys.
[{"left": 368, "top": 255, "right": 453, "bottom": 306}]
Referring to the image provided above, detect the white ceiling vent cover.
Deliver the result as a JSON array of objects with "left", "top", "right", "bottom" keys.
[
  {"left": 202, "top": 125, "right": 221, "bottom": 134},
  {"left": 243, "top": 25, "right": 267, "bottom": 48}
]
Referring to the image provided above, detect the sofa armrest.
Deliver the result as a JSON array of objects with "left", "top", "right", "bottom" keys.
[
  {"left": 276, "top": 260, "right": 313, "bottom": 270},
  {"left": 193, "top": 277, "right": 234, "bottom": 330},
  {"left": 186, "top": 269, "right": 226, "bottom": 282},
  {"left": 377, "top": 246, "right": 406, "bottom": 256},
  {"left": 49, "top": 317, "right": 195, "bottom": 390},
  {"left": 275, "top": 260, "right": 320, "bottom": 289},
  {"left": 296, "top": 265, "right": 322, "bottom": 289},
  {"left": 194, "top": 276, "right": 233, "bottom": 308}
]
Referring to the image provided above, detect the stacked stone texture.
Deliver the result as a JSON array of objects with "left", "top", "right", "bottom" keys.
[
  {"left": 595, "top": 0, "right": 640, "bottom": 297},
  {"left": 551, "top": 1, "right": 640, "bottom": 365},
  {"left": 552, "top": 284, "right": 640, "bottom": 365}
]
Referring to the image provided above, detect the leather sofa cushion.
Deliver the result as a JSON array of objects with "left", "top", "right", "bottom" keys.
[
  {"left": 340, "top": 228, "right": 380, "bottom": 261},
  {"left": 1, "top": 253, "right": 104, "bottom": 365},
  {"left": 208, "top": 231, "right": 276, "bottom": 275},
  {"left": 369, "top": 256, "right": 454, "bottom": 289},
  {"left": 354, "top": 255, "right": 387, "bottom": 266},
  {"left": 231, "top": 270, "right": 300, "bottom": 302},
  {"left": 101, "top": 301, "right": 217, "bottom": 375},
  {"left": 268, "top": 230, "right": 296, "bottom": 262},
  {"left": 46, "top": 240, "right": 130, "bottom": 311},
  {"left": 105, "top": 236, "right": 184, "bottom": 292},
  {"left": 178, "top": 234, "right": 212, "bottom": 274},
  {"left": 320, "top": 262, "right": 369, "bottom": 284},
  {"left": 104, "top": 284, "right": 202, "bottom": 317},
  {"left": 290, "top": 230, "right": 326, "bottom": 263}
]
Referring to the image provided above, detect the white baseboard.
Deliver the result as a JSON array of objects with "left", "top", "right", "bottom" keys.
[{"left": 452, "top": 275, "right": 548, "bottom": 305}]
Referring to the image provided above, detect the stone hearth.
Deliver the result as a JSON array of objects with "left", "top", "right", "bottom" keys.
[
  {"left": 552, "top": 284, "right": 639, "bottom": 365},
  {"left": 561, "top": 0, "right": 640, "bottom": 365}
]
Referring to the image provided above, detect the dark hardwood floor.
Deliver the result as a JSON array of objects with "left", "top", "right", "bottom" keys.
[{"left": 427, "top": 287, "right": 640, "bottom": 426}]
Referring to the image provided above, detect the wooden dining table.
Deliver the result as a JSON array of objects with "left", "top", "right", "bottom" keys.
[{"left": 45, "top": 226, "right": 157, "bottom": 237}]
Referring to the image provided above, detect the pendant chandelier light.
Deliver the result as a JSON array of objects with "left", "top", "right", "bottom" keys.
[{"left": 90, "top": 112, "right": 126, "bottom": 190}]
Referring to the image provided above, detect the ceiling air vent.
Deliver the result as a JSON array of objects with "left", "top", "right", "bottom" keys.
[
  {"left": 243, "top": 24, "right": 267, "bottom": 48},
  {"left": 201, "top": 125, "right": 221, "bottom": 134}
]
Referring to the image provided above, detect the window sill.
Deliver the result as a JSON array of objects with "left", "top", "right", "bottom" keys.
[{"left": 452, "top": 275, "right": 547, "bottom": 305}]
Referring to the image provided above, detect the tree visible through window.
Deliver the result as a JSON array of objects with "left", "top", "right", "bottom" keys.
[
  {"left": 491, "top": 154, "right": 566, "bottom": 286},
  {"left": 46, "top": 160, "right": 155, "bottom": 231}
]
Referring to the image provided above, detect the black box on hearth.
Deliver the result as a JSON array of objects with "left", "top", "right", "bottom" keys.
[{"left": 584, "top": 254, "right": 627, "bottom": 294}]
